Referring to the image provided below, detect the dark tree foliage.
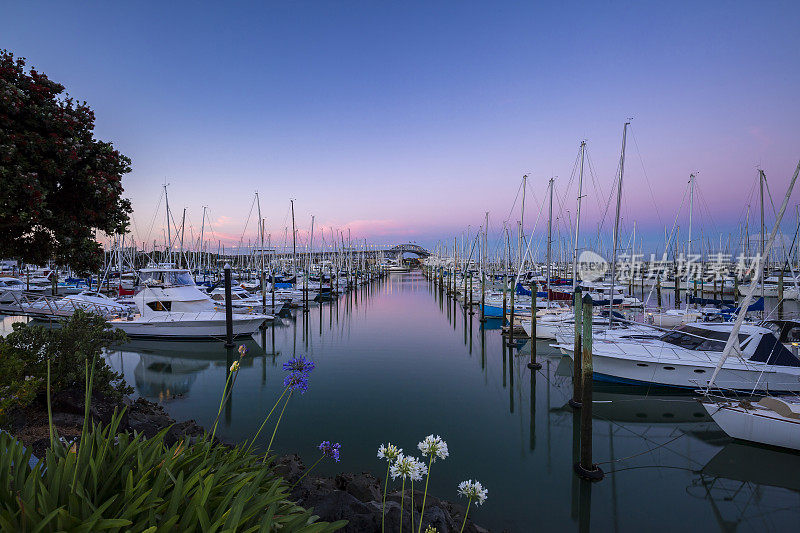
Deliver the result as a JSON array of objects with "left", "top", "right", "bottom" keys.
[{"left": 0, "top": 50, "right": 132, "bottom": 274}]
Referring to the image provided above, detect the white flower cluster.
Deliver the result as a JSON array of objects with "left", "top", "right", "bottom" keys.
[
  {"left": 457, "top": 479, "right": 488, "bottom": 506},
  {"left": 377, "top": 442, "right": 402, "bottom": 462},
  {"left": 417, "top": 434, "right": 449, "bottom": 462},
  {"left": 389, "top": 454, "right": 428, "bottom": 481}
]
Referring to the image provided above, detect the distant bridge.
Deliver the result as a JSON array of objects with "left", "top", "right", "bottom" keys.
[{"left": 383, "top": 243, "right": 431, "bottom": 258}]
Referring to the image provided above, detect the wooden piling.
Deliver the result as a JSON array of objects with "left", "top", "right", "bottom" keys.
[
  {"left": 569, "top": 288, "right": 582, "bottom": 409},
  {"left": 527, "top": 281, "right": 541, "bottom": 370},
  {"left": 574, "top": 293, "right": 603, "bottom": 481},
  {"left": 656, "top": 278, "right": 662, "bottom": 308},
  {"left": 224, "top": 263, "right": 234, "bottom": 347}
]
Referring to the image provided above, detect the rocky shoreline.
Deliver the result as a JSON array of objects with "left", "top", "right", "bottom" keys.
[{"left": 5, "top": 390, "right": 490, "bottom": 533}]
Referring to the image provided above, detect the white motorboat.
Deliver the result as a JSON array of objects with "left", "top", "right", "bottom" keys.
[
  {"left": 109, "top": 267, "right": 270, "bottom": 339},
  {"left": 0, "top": 277, "right": 40, "bottom": 303},
  {"left": 646, "top": 308, "right": 705, "bottom": 328},
  {"left": 555, "top": 322, "right": 800, "bottom": 392},
  {"left": 27, "top": 290, "right": 135, "bottom": 315},
  {"left": 700, "top": 395, "right": 800, "bottom": 451},
  {"left": 738, "top": 276, "right": 800, "bottom": 299},
  {"left": 208, "top": 286, "right": 284, "bottom": 314}
]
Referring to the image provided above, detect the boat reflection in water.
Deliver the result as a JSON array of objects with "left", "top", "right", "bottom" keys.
[
  {"left": 690, "top": 442, "right": 800, "bottom": 530},
  {"left": 119, "top": 338, "right": 267, "bottom": 401}
]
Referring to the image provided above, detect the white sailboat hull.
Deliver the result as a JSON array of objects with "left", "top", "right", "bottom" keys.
[{"left": 702, "top": 401, "right": 800, "bottom": 451}]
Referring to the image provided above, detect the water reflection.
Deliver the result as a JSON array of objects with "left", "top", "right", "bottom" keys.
[{"left": 71, "top": 271, "right": 800, "bottom": 531}]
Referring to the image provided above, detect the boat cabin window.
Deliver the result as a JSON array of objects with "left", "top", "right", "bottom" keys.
[
  {"left": 140, "top": 270, "right": 194, "bottom": 287},
  {"left": 660, "top": 326, "right": 749, "bottom": 351},
  {"left": 147, "top": 301, "right": 172, "bottom": 311}
]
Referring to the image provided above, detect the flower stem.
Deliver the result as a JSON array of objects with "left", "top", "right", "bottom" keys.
[
  {"left": 210, "top": 369, "right": 235, "bottom": 443},
  {"left": 46, "top": 358, "right": 55, "bottom": 448},
  {"left": 381, "top": 464, "right": 390, "bottom": 533},
  {"left": 246, "top": 386, "right": 288, "bottom": 453},
  {"left": 264, "top": 390, "right": 293, "bottom": 461},
  {"left": 291, "top": 454, "right": 324, "bottom": 489},
  {"left": 417, "top": 456, "right": 434, "bottom": 533},
  {"left": 459, "top": 498, "right": 472, "bottom": 533},
  {"left": 400, "top": 477, "right": 405, "bottom": 533},
  {"left": 411, "top": 478, "right": 415, "bottom": 533}
]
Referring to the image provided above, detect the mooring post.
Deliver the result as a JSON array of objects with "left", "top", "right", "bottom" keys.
[
  {"left": 508, "top": 279, "right": 516, "bottom": 345},
  {"left": 575, "top": 294, "right": 603, "bottom": 481},
  {"left": 673, "top": 272, "right": 680, "bottom": 309},
  {"left": 569, "top": 287, "right": 583, "bottom": 409},
  {"left": 528, "top": 281, "right": 541, "bottom": 369},
  {"left": 778, "top": 269, "right": 784, "bottom": 319},
  {"left": 656, "top": 278, "right": 662, "bottom": 308},
  {"left": 224, "top": 263, "right": 234, "bottom": 347}
]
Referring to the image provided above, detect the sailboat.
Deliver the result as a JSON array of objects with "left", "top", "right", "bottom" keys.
[{"left": 700, "top": 161, "right": 800, "bottom": 451}]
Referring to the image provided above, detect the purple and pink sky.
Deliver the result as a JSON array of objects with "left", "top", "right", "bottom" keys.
[{"left": 4, "top": 1, "right": 800, "bottom": 254}]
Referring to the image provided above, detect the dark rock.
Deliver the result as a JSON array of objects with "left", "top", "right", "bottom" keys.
[
  {"left": 335, "top": 471, "right": 382, "bottom": 503},
  {"left": 274, "top": 453, "right": 304, "bottom": 483},
  {"left": 305, "top": 488, "right": 380, "bottom": 532}
]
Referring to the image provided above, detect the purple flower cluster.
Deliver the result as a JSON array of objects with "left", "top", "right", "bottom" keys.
[
  {"left": 318, "top": 441, "right": 341, "bottom": 462},
  {"left": 283, "top": 355, "right": 315, "bottom": 394},
  {"left": 282, "top": 355, "right": 315, "bottom": 374},
  {"left": 283, "top": 372, "right": 309, "bottom": 394}
]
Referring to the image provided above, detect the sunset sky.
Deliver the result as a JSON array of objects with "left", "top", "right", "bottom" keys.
[{"left": 4, "top": 1, "right": 799, "bottom": 256}]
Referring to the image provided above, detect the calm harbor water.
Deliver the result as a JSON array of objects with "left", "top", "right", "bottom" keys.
[{"left": 5, "top": 271, "right": 800, "bottom": 531}]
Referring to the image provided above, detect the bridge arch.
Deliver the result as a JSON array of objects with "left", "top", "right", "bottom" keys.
[{"left": 386, "top": 243, "right": 431, "bottom": 258}]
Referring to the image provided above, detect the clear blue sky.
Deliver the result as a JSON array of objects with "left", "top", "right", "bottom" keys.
[{"left": 4, "top": 1, "right": 799, "bottom": 254}]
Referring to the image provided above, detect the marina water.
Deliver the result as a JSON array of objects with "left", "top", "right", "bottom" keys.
[{"left": 6, "top": 271, "right": 798, "bottom": 531}]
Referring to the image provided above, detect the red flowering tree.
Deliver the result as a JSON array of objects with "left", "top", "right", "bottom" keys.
[{"left": 0, "top": 50, "right": 131, "bottom": 274}]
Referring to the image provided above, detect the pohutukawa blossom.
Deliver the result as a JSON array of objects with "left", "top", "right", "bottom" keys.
[
  {"left": 229, "top": 360, "right": 240, "bottom": 373},
  {"left": 417, "top": 434, "right": 449, "bottom": 462},
  {"left": 377, "top": 443, "right": 402, "bottom": 462},
  {"left": 457, "top": 480, "right": 488, "bottom": 506},
  {"left": 318, "top": 441, "right": 341, "bottom": 462},
  {"left": 283, "top": 355, "right": 315, "bottom": 375}
]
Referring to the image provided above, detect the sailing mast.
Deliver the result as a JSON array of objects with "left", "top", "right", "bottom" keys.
[
  {"left": 164, "top": 183, "right": 171, "bottom": 264},
  {"left": 291, "top": 200, "right": 297, "bottom": 277},
  {"left": 519, "top": 175, "right": 527, "bottom": 270},
  {"left": 687, "top": 173, "right": 695, "bottom": 302},
  {"left": 759, "top": 169, "right": 766, "bottom": 303},
  {"left": 256, "top": 192, "right": 265, "bottom": 311},
  {"left": 608, "top": 121, "right": 630, "bottom": 324},
  {"left": 573, "top": 141, "right": 586, "bottom": 291},
  {"left": 546, "top": 177, "right": 554, "bottom": 303}
]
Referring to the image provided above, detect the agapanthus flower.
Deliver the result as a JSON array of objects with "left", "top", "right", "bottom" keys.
[
  {"left": 389, "top": 454, "right": 415, "bottom": 480},
  {"left": 377, "top": 443, "right": 402, "bottom": 462},
  {"left": 283, "top": 355, "right": 315, "bottom": 375},
  {"left": 457, "top": 480, "right": 488, "bottom": 506},
  {"left": 318, "top": 440, "right": 341, "bottom": 462},
  {"left": 229, "top": 360, "right": 240, "bottom": 373},
  {"left": 408, "top": 456, "right": 428, "bottom": 481},
  {"left": 238, "top": 345, "right": 248, "bottom": 357},
  {"left": 417, "top": 435, "right": 449, "bottom": 462},
  {"left": 283, "top": 371, "right": 309, "bottom": 393},
  {"left": 390, "top": 454, "right": 427, "bottom": 481}
]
